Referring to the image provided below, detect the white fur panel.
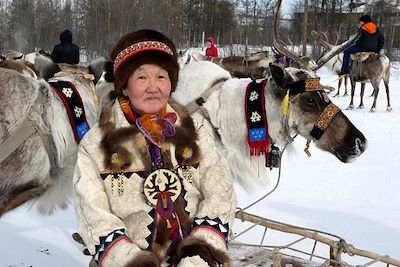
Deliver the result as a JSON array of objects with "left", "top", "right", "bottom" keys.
[
  {"left": 176, "top": 255, "right": 209, "bottom": 267},
  {"left": 172, "top": 61, "right": 231, "bottom": 106},
  {"left": 190, "top": 227, "right": 227, "bottom": 252}
]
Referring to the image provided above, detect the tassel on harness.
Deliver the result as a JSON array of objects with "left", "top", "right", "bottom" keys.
[{"left": 280, "top": 90, "right": 289, "bottom": 116}]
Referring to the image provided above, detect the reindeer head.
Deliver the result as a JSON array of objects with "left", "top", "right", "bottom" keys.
[
  {"left": 270, "top": 1, "right": 366, "bottom": 162},
  {"left": 269, "top": 64, "right": 366, "bottom": 162}
]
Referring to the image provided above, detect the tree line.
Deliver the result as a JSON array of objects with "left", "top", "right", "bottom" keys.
[{"left": 0, "top": 0, "right": 399, "bottom": 61}]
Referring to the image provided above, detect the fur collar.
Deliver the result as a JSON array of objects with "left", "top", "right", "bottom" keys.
[{"left": 99, "top": 98, "right": 201, "bottom": 172}]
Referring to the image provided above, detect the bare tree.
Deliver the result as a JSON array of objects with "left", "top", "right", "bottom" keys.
[{"left": 0, "top": 0, "right": 398, "bottom": 61}]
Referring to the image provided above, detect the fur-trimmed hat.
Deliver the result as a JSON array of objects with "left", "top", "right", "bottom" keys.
[
  {"left": 359, "top": 15, "right": 372, "bottom": 23},
  {"left": 106, "top": 29, "right": 179, "bottom": 95}
]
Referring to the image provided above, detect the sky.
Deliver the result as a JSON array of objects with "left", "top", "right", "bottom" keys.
[{"left": 0, "top": 63, "right": 399, "bottom": 267}]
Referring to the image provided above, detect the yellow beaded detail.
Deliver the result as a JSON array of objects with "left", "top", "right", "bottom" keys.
[
  {"left": 181, "top": 147, "right": 193, "bottom": 159},
  {"left": 181, "top": 164, "right": 193, "bottom": 183}
]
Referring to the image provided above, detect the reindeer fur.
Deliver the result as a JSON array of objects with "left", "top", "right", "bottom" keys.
[{"left": 0, "top": 56, "right": 102, "bottom": 216}]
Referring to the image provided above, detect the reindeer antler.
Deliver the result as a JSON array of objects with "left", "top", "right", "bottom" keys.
[
  {"left": 311, "top": 30, "right": 334, "bottom": 50},
  {"left": 273, "top": 0, "right": 317, "bottom": 70},
  {"left": 273, "top": 0, "right": 309, "bottom": 69},
  {"left": 312, "top": 29, "right": 361, "bottom": 71},
  {"left": 274, "top": 0, "right": 361, "bottom": 72}
]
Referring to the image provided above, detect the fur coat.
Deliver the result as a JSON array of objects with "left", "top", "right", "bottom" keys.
[{"left": 73, "top": 98, "right": 237, "bottom": 266}]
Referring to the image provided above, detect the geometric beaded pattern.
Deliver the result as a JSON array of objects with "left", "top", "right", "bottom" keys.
[
  {"left": 315, "top": 102, "right": 341, "bottom": 130},
  {"left": 93, "top": 229, "right": 128, "bottom": 265},
  {"left": 114, "top": 41, "right": 174, "bottom": 73},
  {"left": 192, "top": 216, "right": 230, "bottom": 243}
]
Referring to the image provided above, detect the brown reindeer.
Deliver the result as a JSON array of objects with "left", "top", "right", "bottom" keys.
[
  {"left": 180, "top": 50, "right": 274, "bottom": 80},
  {"left": 311, "top": 30, "right": 391, "bottom": 112},
  {"left": 347, "top": 52, "right": 391, "bottom": 112},
  {"left": 0, "top": 59, "right": 37, "bottom": 79},
  {"left": 311, "top": 30, "right": 350, "bottom": 97},
  {"left": 213, "top": 55, "right": 274, "bottom": 80}
]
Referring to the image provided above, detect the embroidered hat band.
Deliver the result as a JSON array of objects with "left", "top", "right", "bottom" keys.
[{"left": 113, "top": 41, "right": 174, "bottom": 73}]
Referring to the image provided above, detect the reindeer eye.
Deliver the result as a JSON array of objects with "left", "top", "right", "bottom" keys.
[{"left": 306, "top": 97, "right": 315, "bottom": 104}]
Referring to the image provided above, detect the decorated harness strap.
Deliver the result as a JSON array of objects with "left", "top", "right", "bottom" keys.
[
  {"left": 310, "top": 102, "right": 341, "bottom": 140},
  {"left": 49, "top": 80, "right": 90, "bottom": 142},
  {"left": 245, "top": 80, "right": 269, "bottom": 156},
  {"left": 286, "top": 77, "right": 342, "bottom": 140}
]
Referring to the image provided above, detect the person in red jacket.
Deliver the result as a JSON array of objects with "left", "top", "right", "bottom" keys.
[{"left": 205, "top": 37, "right": 218, "bottom": 60}]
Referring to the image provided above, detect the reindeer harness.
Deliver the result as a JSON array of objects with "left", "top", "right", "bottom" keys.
[{"left": 286, "top": 77, "right": 341, "bottom": 140}]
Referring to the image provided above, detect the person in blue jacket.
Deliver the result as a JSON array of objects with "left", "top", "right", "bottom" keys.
[{"left": 338, "top": 15, "right": 384, "bottom": 76}]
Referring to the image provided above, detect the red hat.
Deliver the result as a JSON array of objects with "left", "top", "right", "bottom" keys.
[
  {"left": 108, "top": 29, "right": 179, "bottom": 95},
  {"left": 207, "top": 37, "right": 215, "bottom": 45}
]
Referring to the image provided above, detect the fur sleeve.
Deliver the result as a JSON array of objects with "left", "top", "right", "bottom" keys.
[
  {"left": 174, "top": 236, "right": 231, "bottom": 267},
  {"left": 124, "top": 251, "right": 160, "bottom": 267}
]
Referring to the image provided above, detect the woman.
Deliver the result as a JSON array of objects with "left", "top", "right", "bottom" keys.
[{"left": 73, "top": 29, "right": 237, "bottom": 267}]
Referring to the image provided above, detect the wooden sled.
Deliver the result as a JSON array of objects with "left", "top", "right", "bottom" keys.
[{"left": 230, "top": 210, "right": 400, "bottom": 266}]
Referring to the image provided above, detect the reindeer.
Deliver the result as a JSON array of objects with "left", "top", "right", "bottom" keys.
[
  {"left": 171, "top": 0, "right": 366, "bottom": 190},
  {"left": 179, "top": 50, "right": 274, "bottom": 80},
  {"left": 214, "top": 55, "right": 273, "bottom": 79},
  {"left": 311, "top": 30, "right": 350, "bottom": 97},
  {"left": 312, "top": 30, "right": 391, "bottom": 112},
  {"left": 0, "top": 59, "right": 38, "bottom": 79},
  {"left": 347, "top": 52, "right": 391, "bottom": 112},
  {"left": 0, "top": 55, "right": 105, "bottom": 217}
]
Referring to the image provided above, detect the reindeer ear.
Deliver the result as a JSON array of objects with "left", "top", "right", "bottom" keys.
[
  {"left": 88, "top": 57, "right": 107, "bottom": 84},
  {"left": 34, "top": 54, "right": 61, "bottom": 80},
  {"left": 269, "top": 63, "right": 288, "bottom": 88}
]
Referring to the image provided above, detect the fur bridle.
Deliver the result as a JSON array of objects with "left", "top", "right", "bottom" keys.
[
  {"left": 288, "top": 78, "right": 341, "bottom": 137},
  {"left": 284, "top": 78, "right": 342, "bottom": 156}
]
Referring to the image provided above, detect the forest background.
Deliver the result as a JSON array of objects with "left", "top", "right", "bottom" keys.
[{"left": 1, "top": 0, "right": 399, "bottom": 61}]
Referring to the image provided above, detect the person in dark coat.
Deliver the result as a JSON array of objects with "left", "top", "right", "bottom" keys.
[
  {"left": 51, "top": 30, "right": 80, "bottom": 64},
  {"left": 338, "top": 15, "right": 384, "bottom": 76}
]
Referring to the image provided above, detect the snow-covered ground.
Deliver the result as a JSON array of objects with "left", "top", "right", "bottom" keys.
[{"left": 1, "top": 63, "right": 399, "bottom": 267}]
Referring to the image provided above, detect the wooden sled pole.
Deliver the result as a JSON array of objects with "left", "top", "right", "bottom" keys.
[{"left": 235, "top": 211, "right": 400, "bottom": 267}]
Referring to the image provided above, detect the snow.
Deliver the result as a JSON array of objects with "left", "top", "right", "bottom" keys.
[{"left": 1, "top": 63, "right": 399, "bottom": 266}]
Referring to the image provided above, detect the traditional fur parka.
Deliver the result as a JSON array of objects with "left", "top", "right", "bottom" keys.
[{"left": 73, "top": 97, "right": 237, "bottom": 267}]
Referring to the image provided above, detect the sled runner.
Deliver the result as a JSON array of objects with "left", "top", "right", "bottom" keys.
[{"left": 230, "top": 210, "right": 400, "bottom": 267}]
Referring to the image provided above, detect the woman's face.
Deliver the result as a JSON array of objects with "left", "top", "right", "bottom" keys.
[{"left": 123, "top": 64, "right": 171, "bottom": 115}]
